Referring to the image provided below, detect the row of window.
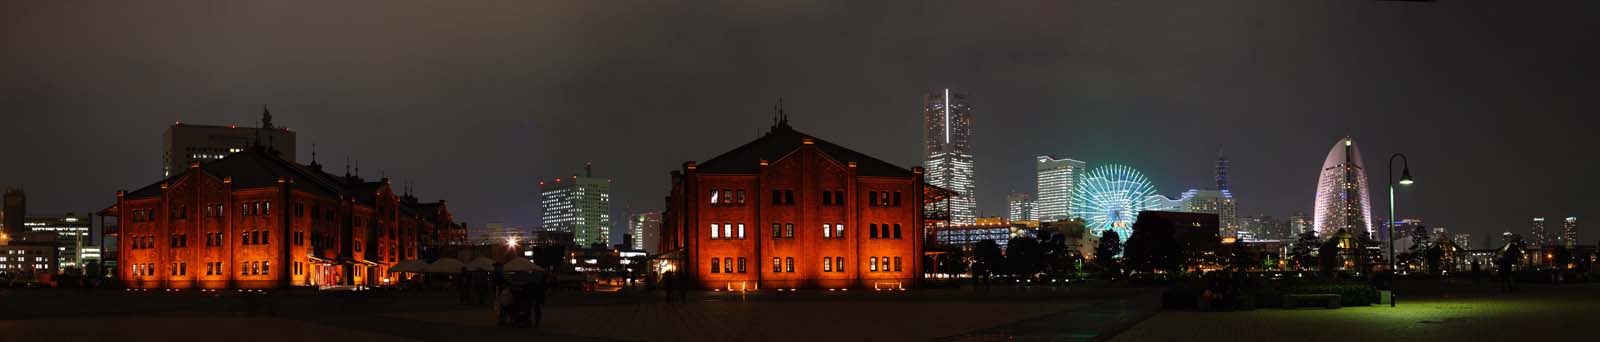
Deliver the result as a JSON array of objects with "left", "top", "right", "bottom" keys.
[
  {"left": 868, "top": 224, "right": 903, "bottom": 239},
  {"left": 169, "top": 234, "right": 189, "bottom": 248},
  {"left": 772, "top": 190, "right": 795, "bottom": 205},
  {"left": 240, "top": 201, "right": 270, "bottom": 217},
  {"left": 243, "top": 261, "right": 270, "bottom": 275},
  {"left": 709, "top": 223, "right": 746, "bottom": 239},
  {"left": 130, "top": 235, "right": 155, "bottom": 249},
  {"left": 866, "top": 191, "right": 903, "bottom": 207},
  {"left": 820, "top": 190, "right": 846, "bottom": 206},
  {"left": 709, "top": 223, "right": 899, "bottom": 240},
  {"left": 710, "top": 189, "right": 747, "bottom": 205},
  {"left": 709, "top": 257, "right": 747, "bottom": 273},
  {"left": 129, "top": 209, "right": 157, "bottom": 223},
  {"left": 712, "top": 256, "right": 901, "bottom": 273},
  {"left": 868, "top": 256, "right": 903, "bottom": 272},
  {"left": 205, "top": 233, "right": 225, "bottom": 247},
  {"left": 131, "top": 263, "right": 156, "bottom": 276},
  {"left": 241, "top": 230, "right": 271, "bottom": 245}
]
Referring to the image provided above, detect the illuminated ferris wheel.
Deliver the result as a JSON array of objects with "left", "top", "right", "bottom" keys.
[{"left": 1071, "top": 164, "right": 1158, "bottom": 242}]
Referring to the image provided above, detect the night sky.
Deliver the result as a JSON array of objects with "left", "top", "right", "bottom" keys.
[{"left": 4, "top": 1, "right": 1597, "bottom": 247}]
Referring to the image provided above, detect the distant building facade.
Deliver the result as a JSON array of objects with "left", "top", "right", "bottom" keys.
[
  {"left": 23, "top": 213, "right": 94, "bottom": 270},
  {"left": 628, "top": 211, "right": 662, "bottom": 253},
  {"left": 1178, "top": 189, "right": 1237, "bottom": 239},
  {"left": 1006, "top": 192, "right": 1034, "bottom": 222},
  {"left": 923, "top": 89, "right": 977, "bottom": 225},
  {"left": 661, "top": 118, "right": 938, "bottom": 289},
  {"left": 3, "top": 187, "right": 24, "bottom": 237},
  {"left": 163, "top": 108, "right": 296, "bottom": 177},
  {"left": 539, "top": 164, "right": 611, "bottom": 248},
  {"left": 1562, "top": 217, "right": 1578, "bottom": 244},
  {"left": 1034, "top": 155, "right": 1086, "bottom": 222},
  {"left": 1531, "top": 217, "right": 1548, "bottom": 247}
]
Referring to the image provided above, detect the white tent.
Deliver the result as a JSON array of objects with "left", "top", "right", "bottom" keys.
[
  {"left": 421, "top": 258, "right": 466, "bottom": 273},
  {"left": 501, "top": 257, "right": 546, "bottom": 272},
  {"left": 465, "top": 257, "right": 497, "bottom": 272},
  {"left": 387, "top": 259, "right": 428, "bottom": 273}
]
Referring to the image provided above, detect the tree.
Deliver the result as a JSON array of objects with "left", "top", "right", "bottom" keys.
[
  {"left": 1408, "top": 225, "right": 1432, "bottom": 266},
  {"left": 1318, "top": 236, "right": 1341, "bottom": 278},
  {"left": 1125, "top": 227, "right": 1180, "bottom": 274},
  {"left": 1006, "top": 236, "right": 1045, "bottom": 278},
  {"left": 1424, "top": 244, "right": 1445, "bottom": 275},
  {"left": 1095, "top": 230, "right": 1122, "bottom": 277},
  {"left": 1356, "top": 230, "right": 1381, "bottom": 274},
  {"left": 1290, "top": 230, "right": 1320, "bottom": 270},
  {"left": 1229, "top": 247, "right": 1259, "bottom": 272},
  {"left": 972, "top": 239, "right": 1003, "bottom": 280}
]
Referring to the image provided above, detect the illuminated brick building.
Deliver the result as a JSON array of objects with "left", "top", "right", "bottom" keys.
[
  {"left": 109, "top": 146, "right": 465, "bottom": 289},
  {"left": 660, "top": 117, "right": 950, "bottom": 290}
]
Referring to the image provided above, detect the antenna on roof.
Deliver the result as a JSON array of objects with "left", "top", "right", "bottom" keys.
[
  {"left": 344, "top": 156, "right": 351, "bottom": 176},
  {"left": 311, "top": 143, "right": 318, "bottom": 165}
]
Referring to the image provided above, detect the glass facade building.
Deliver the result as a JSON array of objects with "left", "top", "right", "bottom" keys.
[
  {"left": 1035, "top": 156, "right": 1086, "bottom": 222},
  {"left": 540, "top": 165, "right": 611, "bottom": 248},
  {"left": 923, "top": 89, "right": 977, "bottom": 225}
]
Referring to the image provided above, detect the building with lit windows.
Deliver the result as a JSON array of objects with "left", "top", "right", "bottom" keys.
[
  {"left": 1312, "top": 137, "right": 1374, "bottom": 238},
  {"left": 1007, "top": 192, "right": 1034, "bottom": 222},
  {"left": 660, "top": 117, "right": 947, "bottom": 289},
  {"left": 1562, "top": 217, "right": 1578, "bottom": 244},
  {"left": 539, "top": 163, "right": 611, "bottom": 248},
  {"left": 1035, "top": 155, "right": 1086, "bottom": 222},
  {"left": 923, "top": 88, "right": 977, "bottom": 225},
  {"left": 109, "top": 146, "right": 462, "bottom": 289},
  {"left": 1178, "top": 189, "right": 1237, "bottom": 238},
  {"left": 1531, "top": 217, "right": 1548, "bottom": 247},
  {"left": 629, "top": 210, "right": 662, "bottom": 253},
  {"left": 23, "top": 213, "right": 94, "bottom": 270},
  {"left": 163, "top": 107, "right": 296, "bottom": 177}
]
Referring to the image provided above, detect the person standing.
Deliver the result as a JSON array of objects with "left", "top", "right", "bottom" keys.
[{"left": 527, "top": 272, "right": 547, "bottom": 328}]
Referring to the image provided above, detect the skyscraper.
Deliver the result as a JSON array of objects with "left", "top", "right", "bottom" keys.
[
  {"left": 1006, "top": 192, "right": 1034, "bottom": 222},
  {"left": 163, "top": 107, "right": 296, "bottom": 177},
  {"left": 1180, "top": 189, "right": 1237, "bottom": 238},
  {"left": 628, "top": 210, "right": 662, "bottom": 253},
  {"left": 540, "top": 163, "right": 612, "bottom": 248},
  {"left": 1215, "top": 154, "right": 1230, "bottom": 191},
  {"left": 1312, "top": 137, "right": 1374, "bottom": 237},
  {"left": 1530, "top": 217, "right": 1548, "bottom": 247},
  {"left": 1562, "top": 217, "right": 1578, "bottom": 244},
  {"left": 1035, "top": 155, "right": 1086, "bottom": 222},
  {"left": 2, "top": 187, "right": 23, "bottom": 238},
  {"left": 923, "top": 89, "right": 977, "bottom": 225},
  {"left": 1289, "top": 211, "right": 1311, "bottom": 235}
]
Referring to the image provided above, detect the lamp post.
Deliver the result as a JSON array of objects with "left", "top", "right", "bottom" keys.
[{"left": 1387, "top": 153, "right": 1415, "bottom": 271}]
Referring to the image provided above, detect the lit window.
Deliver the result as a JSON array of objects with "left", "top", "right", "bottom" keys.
[
  {"left": 823, "top": 257, "right": 832, "bottom": 272},
  {"left": 870, "top": 257, "right": 878, "bottom": 271},
  {"left": 823, "top": 224, "right": 832, "bottom": 238},
  {"left": 736, "top": 190, "right": 746, "bottom": 204},
  {"left": 737, "top": 257, "right": 747, "bottom": 273},
  {"left": 835, "top": 224, "right": 845, "bottom": 238},
  {"left": 772, "top": 257, "right": 781, "bottom": 273},
  {"left": 784, "top": 224, "right": 794, "bottom": 238},
  {"left": 785, "top": 257, "right": 794, "bottom": 272},
  {"left": 881, "top": 257, "right": 890, "bottom": 272},
  {"left": 771, "top": 224, "right": 781, "bottom": 238},
  {"left": 737, "top": 224, "right": 746, "bottom": 239},
  {"left": 835, "top": 257, "right": 844, "bottom": 272},
  {"left": 710, "top": 190, "right": 720, "bottom": 204},
  {"left": 711, "top": 224, "right": 720, "bottom": 239},
  {"left": 723, "top": 223, "right": 732, "bottom": 238},
  {"left": 723, "top": 258, "right": 733, "bottom": 273}
]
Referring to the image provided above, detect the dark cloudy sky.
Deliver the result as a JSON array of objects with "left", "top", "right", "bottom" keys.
[{"left": 4, "top": 0, "right": 1597, "bottom": 247}]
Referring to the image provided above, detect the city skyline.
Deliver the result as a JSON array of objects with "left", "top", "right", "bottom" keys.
[{"left": 3, "top": 1, "right": 1598, "bottom": 246}]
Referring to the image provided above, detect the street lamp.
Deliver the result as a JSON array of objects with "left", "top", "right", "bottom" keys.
[{"left": 1387, "top": 153, "right": 1415, "bottom": 271}]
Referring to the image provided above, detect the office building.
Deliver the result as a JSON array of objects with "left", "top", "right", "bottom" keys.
[
  {"left": 1035, "top": 156, "right": 1086, "bottom": 222},
  {"left": 1563, "top": 217, "right": 1578, "bottom": 244},
  {"left": 1288, "top": 211, "right": 1311, "bottom": 235},
  {"left": 1178, "top": 189, "right": 1238, "bottom": 239},
  {"left": 628, "top": 211, "right": 662, "bottom": 253},
  {"left": 1312, "top": 137, "right": 1374, "bottom": 237},
  {"left": 661, "top": 117, "right": 942, "bottom": 289},
  {"left": 23, "top": 213, "right": 94, "bottom": 270},
  {"left": 3, "top": 187, "right": 23, "bottom": 237},
  {"left": 1006, "top": 192, "right": 1034, "bottom": 222},
  {"left": 539, "top": 163, "right": 612, "bottom": 248},
  {"left": 1531, "top": 217, "right": 1548, "bottom": 247},
  {"left": 923, "top": 88, "right": 977, "bottom": 225},
  {"left": 163, "top": 107, "right": 296, "bottom": 177}
]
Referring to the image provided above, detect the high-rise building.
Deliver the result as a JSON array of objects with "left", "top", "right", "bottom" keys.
[
  {"left": 1288, "top": 211, "right": 1311, "bottom": 235},
  {"left": 1035, "top": 155, "right": 1086, "bottom": 222},
  {"left": 1530, "top": 217, "right": 1548, "bottom": 247},
  {"left": 23, "top": 213, "right": 94, "bottom": 270},
  {"left": 3, "top": 187, "right": 23, "bottom": 238},
  {"left": 1006, "top": 192, "right": 1034, "bottom": 222},
  {"left": 628, "top": 210, "right": 662, "bottom": 253},
  {"left": 1238, "top": 214, "right": 1287, "bottom": 241},
  {"left": 923, "top": 88, "right": 977, "bottom": 225},
  {"left": 1562, "top": 217, "right": 1578, "bottom": 244},
  {"left": 1453, "top": 233, "right": 1472, "bottom": 250},
  {"left": 1179, "top": 189, "right": 1237, "bottom": 238},
  {"left": 1312, "top": 137, "right": 1374, "bottom": 237},
  {"left": 163, "top": 107, "right": 296, "bottom": 177},
  {"left": 540, "top": 163, "right": 612, "bottom": 248},
  {"left": 1215, "top": 154, "right": 1230, "bottom": 191}
]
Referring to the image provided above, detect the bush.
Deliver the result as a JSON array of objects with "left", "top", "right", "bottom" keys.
[{"left": 1276, "top": 282, "right": 1377, "bottom": 307}]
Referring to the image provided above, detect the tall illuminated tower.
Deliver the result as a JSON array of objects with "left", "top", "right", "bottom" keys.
[
  {"left": 1530, "top": 217, "right": 1548, "bottom": 247},
  {"left": 1006, "top": 192, "right": 1034, "bottom": 222},
  {"left": 1035, "top": 155, "right": 1086, "bottom": 222},
  {"left": 540, "top": 163, "right": 612, "bottom": 248},
  {"left": 923, "top": 88, "right": 977, "bottom": 225},
  {"left": 1563, "top": 217, "right": 1578, "bottom": 244},
  {"left": 1312, "top": 137, "right": 1374, "bottom": 237}
]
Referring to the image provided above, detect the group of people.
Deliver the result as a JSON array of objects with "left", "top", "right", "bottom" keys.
[{"left": 495, "top": 272, "right": 549, "bottom": 328}]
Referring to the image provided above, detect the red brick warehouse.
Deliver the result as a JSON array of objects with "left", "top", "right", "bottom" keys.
[
  {"left": 659, "top": 117, "right": 954, "bottom": 290},
  {"left": 110, "top": 146, "right": 465, "bottom": 289}
]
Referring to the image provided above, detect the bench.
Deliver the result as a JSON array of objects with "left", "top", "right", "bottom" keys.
[{"left": 1282, "top": 294, "right": 1342, "bottom": 309}]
